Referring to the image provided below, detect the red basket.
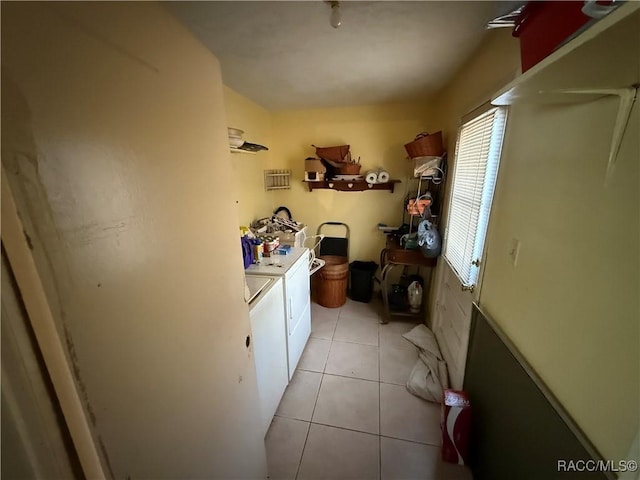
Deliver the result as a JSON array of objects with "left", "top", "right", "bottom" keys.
[
  {"left": 513, "top": 1, "right": 594, "bottom": 72},
  {"left": 404, "top": 132, "right": 444, "bottom": 158}
]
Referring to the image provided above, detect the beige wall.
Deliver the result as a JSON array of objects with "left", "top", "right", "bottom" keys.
[
  {"left": 435, "top": 25, "right": 639, "bottom": 461},
  {"left": 223, "top": 98, "right": 444, "bottom": 262},
  {"left": 1, "top": 2, "right": 267, "bottom": 478},
  {"left": 483, "top": 97, "right": 639, "bottom": 462},
  {"left": 433, "top": 28, "right": 521, "bottom": 156},
  {"left": 270, "top": 103, "right": 439, "bottom": 261},
  {"left": 219, "top": 31, "right": 520, "bottom": 272},
  {"left": 224, "top": 85, "right": 276, "bottom": 226},
  {"left": 222, "top": 96, "right": 443, "bottom": 261}
]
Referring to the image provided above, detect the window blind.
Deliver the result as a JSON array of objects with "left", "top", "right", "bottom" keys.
[{"left": 444, "top": 106, "right": 507, "bottom": 289}]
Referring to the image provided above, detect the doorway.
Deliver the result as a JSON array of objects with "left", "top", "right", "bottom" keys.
[{"left": 431, "top": 105, "right": 508, "bottom": 388}]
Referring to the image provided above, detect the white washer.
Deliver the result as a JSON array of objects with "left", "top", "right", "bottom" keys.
[{"left": 245, "top": 247, "right": 311, "bottom": 379}]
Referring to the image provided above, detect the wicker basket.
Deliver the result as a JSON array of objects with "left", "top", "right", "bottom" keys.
[
  {"left": 337, "top": 163, "right": 361, "bottom": 175},
  {"left": 313, "top": 145, "right": 351, "bottom": 163},
  {"left": 313, "top": 255, "right": 348, "bottom": 308},
  {"left": 404, "top": 131, "right": 444, "bottom": 158}
]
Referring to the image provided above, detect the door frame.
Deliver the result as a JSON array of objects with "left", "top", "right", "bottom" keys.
[
  {"left": 1, "top": 166, "right": 107, "bottom": 479},
  {"left": 430, "top": 104, "right": 508, "bottom": 389}
]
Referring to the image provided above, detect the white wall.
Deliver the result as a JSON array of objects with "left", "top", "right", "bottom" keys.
[{"left": 1, "top": 3, "right": 267, "bottom": 478}]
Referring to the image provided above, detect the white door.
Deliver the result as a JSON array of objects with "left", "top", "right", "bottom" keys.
[
  {"left": 432, "top": 262, "right": 476, "bottom": 389},
  {"left": 432, "top": 106, "right": 507, "bottom": 389}
]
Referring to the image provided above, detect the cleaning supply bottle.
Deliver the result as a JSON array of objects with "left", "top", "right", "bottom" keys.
[
  {"left": 408, "top": 281, "right": 423, "bottom": 313},
  {"left": 252, "top": 239, "right": 263, "bottom": 263}
]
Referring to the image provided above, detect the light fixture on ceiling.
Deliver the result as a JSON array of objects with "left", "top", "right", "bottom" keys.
[{"left": 329, "top": 1, "right": 341, "bottom": 29}]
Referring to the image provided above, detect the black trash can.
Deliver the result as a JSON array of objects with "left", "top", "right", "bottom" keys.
[{"left": 349, "top": 261, "right": 378, "bottom": 303}]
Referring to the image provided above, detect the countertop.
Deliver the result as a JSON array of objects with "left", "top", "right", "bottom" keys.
[{"left": 244, "top": 247, "right": 309, "bottom": 276}]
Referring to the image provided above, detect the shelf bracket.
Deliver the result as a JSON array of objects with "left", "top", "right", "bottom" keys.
[{"left": 551, "top": 85, "right": 638, "bottom": 186}]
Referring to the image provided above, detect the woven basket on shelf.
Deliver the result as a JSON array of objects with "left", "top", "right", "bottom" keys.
[
  {"left": 404, "top": 131, "right": 444, "bottom": 158},
  {"left": 337, "top": 163, "right": 361, "bottom": 175},
  {"left": 313, "top": 144, "right": 351, "bottom": 163}
]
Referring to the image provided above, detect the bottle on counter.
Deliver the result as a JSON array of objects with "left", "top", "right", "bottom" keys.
[{"left": 252, "top": 239, "right": 264, "bottom": 263}]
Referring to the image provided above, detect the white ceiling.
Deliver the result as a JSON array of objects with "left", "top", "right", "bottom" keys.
[{"left": 168, "top": 1, "right": 512, "bottom": 111}]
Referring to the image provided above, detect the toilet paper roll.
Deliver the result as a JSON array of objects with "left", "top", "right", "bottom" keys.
[
  {"left": 365, "top": 171, "right": 378, "bottom": 184},
  {"left": 377, "top": 170, "right": 390, "bottom": 183}
]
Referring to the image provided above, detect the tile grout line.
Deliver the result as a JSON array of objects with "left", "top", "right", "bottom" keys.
[
  {"left": 306, "top": 419, "right": 380, "bottom": 437},
  {"left": 378, "top": 432, "right": 442, "bottom": 448},
  {"left": 294, "top": 302, "right": 337, "bottom": 480},
  {"left": 322, "top": 337, "right": 333, "bottom": 374},
  {"left": 293, "top": 368, "right": 325, "bottom": 479},
  {"left": 272, "top": 414, "right": 441, "bottom": 448},
  {"left": 305, "top": 301, "right": 444, "bottom": 478},
  {"left": 311, "top": 371, "right": 380, "bottom": 385},
  {"left": 293, "top": 418, "right": 311, "bottom": 480},
  {"left": 304, "top": 301, "right": 411, "bottom": 479},
  {"left": 378, "top": 309, "right": 382, "bottom": 480},
  {"left": 322, "top": 337, "right": 378, "bottom": 347}
]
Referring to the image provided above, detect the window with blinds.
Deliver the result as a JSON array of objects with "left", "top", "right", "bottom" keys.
[{"left": 443, "top": 106, "right": 507, "bottom": 289}]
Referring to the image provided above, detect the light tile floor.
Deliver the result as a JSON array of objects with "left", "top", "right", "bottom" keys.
[{"left": 265, "top": 298, "right": 473, "bottom": 480}]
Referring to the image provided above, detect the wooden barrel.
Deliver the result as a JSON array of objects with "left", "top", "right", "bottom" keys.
[{"left": 313, "top": 255, "right": 348, "bottom": 308}]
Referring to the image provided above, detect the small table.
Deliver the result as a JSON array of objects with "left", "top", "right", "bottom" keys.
[{"left": 379, "top": 236, "right": 437, "bottom": 323}]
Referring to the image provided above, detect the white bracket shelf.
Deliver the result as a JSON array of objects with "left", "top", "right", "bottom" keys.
[{"left": 491, "top": 3, "right": 639, "bottom": 187}]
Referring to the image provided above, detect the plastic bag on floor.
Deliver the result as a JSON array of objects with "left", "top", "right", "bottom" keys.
[{"left": 402, "top": 324, "right": 449, "bottom": 403}]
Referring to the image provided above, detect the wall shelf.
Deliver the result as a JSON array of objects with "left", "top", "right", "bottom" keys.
[
  {"left": 304, "top": 180, "right": 400, "bottom": 193},
  {"left": 492, "top": 2, "right": 640, "bottom": 106},
  {"left": 230, "top": 148, "right": 256, "bottom": 155},
  {"left": 491, "top": 4, "right": 639, "bottom": 185}
]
